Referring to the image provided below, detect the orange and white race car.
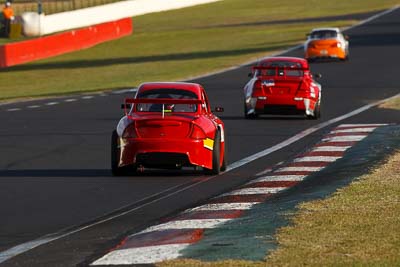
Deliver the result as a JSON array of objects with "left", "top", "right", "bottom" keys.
[{"left": 304, "top": 27, "right": 349, "bottom": 62}]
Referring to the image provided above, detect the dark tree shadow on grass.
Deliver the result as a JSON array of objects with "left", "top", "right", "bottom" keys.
[
  {"left": 1, "top": 44, "right": 297, "bottom": 72},
  {"left": 198, "top": 10, "right": 383, "bottom": 29}
]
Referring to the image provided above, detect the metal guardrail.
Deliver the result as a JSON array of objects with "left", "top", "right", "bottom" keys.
[{"left": 11, "top": 0, "right": 122, "bottom": 15}]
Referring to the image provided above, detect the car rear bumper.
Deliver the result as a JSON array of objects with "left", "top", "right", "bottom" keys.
[
  {"left": 119, "top": 138, "right": 213, "bottom": 169},
  {"left": 253, "top": 96, "right": 317, "bottom": 115},
  {"left": 306, "top": 47, "right": 346, "bottom": 59}
]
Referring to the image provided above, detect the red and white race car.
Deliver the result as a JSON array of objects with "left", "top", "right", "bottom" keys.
[
  {"left": 112, "top": 82, "right": 226, "bottom": 175},
  {"left": 243, "top": 56, "right": 322, "bottom": 119}
]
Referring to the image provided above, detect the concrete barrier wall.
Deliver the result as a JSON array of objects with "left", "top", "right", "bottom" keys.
[
  {"left": 43, "top": 0, "right": 220, "bottom": 35},
  {"left": 0, "top": 18, "right": 132, "bottom": 67}
]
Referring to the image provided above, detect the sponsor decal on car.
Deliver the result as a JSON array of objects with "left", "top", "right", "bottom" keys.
[{"left": 262, "top": 80, "right": 275, "bottom": 87}]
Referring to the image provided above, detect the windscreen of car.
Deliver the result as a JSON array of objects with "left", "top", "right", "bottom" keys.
[
  {"left": 257, "top": 61, "right": 304, "bottom": 77},
  {"left": 310, "top": 30, "right": 337, "bottom": 39},
  {"left": 136, "top": 88, "right": 198, "bottom": 113}
]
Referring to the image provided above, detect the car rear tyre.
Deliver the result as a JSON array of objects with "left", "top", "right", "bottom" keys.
[
  {"left": 306, "top": 102, "right": 321, "bottom": 120},
  {"left": 244, "top": 101, "right": 250, "bottom": 119},
  {"left": 314, "top": 102, "right": 321, "bottom": 119},
  {"left": 204, "top": 131, "right": 221, "bottom": 175},
  {"left": 244, "top": 101, "right": 258, "bottom": 119}
]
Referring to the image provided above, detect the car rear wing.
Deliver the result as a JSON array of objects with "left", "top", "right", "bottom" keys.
[
  {"left": 125, "top": 98, "right": 202, "bottom": 105},
  {"left": 251, "top": 66, "right": 309, "bottom": 78},
  {"left": 123, "top": 98, "right": 203, "bottom": 118},
  {"left": 252, "top": 66, "right": 309, "bottom": 71}
]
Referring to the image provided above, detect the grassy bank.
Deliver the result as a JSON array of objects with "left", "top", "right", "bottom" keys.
[
  {"left": 0, "top": 0, "right": 399, "bottom": 101},
  {"left": 266, "top": 147, "right": 400, "bottom": 265},
  {"left": 157, "top": 97, "right": 400, "bottom": 267}
]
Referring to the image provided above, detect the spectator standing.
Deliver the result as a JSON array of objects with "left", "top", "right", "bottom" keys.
[{"left": 2, "top": 1, "right": 14, "bottom": 37}]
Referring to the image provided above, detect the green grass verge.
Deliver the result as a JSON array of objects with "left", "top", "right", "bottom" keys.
[
  {"left": 265, "top": 155, "right": 400, "bottom": 266},
  {"left": 157, "top": 98, "right": 400, "bottom": 267},
  {"left": 0, "top": 0, "right": 399, "bottom": 101}
]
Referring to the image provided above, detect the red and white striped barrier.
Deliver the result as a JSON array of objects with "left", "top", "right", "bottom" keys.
[{"left": 91, "top": 123, "right": 387, "bottom": 265}]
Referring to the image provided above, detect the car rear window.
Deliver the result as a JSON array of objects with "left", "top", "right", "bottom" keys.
[
  {"left": 310, "top": 30, "right": 337, "bottom": 39},
  {"left": 136, "top": 89, "right": 198, "bottom": 113},
  {"left": 257, "top": 61, "right": 304, "bottom": 77}
]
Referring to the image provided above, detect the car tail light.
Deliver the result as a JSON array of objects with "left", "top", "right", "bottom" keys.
[
  {"left": 308, "top": 43, "right": 316, "bottom": 49},
  {"left": 190, "top": 124, "right": 207, "bottom": 139},
  {"left": 295, "top": 82, "right": 310, "bottom": 98},
  {"left": 331, "top": 42, "right": 342, "bottom": 48},
  {"left": 122, "top": 122, "right": 138, "bottom": 138}
]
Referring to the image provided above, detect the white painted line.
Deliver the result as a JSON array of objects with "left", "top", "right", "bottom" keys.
[
  {"left": 251, "top": 175, "right": 306, "bottom": 183},
  {"left": 293, "top": 156, "right": 341, "bottom": 162},
  {"left": 0, "top": 237, "right": 58, "bottom": 264},
  {"left": 91, "top": 243, "right": 190, "bottom": 265},
  {"left": 27, "top": 105, "right": 41, "bottom": 109},
  {"left": 275, "top": 166, "right": 324, "bottom": 172},
  {"left": 99, "top": 94, "right": 108, "bottom": 97},
  {"left": 188, "top": 202, "right": 259, "bottom": 212},
  {"left": 330, "top": 127, "right": 377, "bottom": 133},
  {"left": 81, "top": 96, "right": 94, "bottom": 99},
  {"left": 6, "top": 108, "right": 21, "bottom": 111},
  {"left": 317, "top": 142, "right": 355, "bottom": 147},
  {"left": 64, "top": 98, "right": 77, "bottom": 102},
  {"left": 344, "top": 5, "right": 400, "bottom": 31},
  {"left": 312, "top": 146, "right": 351, "bottom": 152},
  {"left": 45, "top": 102, "right": 59, "bottom": 106},
  {"left": 322, "top": 135, "right": 367, "bottom": 142},
  {"left": 186, "top": 6, "right": 400, "bottom": 83},
  {"left": 0, "top": 181, "right": 211, "bottom": 264},
  {"left": 138, "top": 219, "right": 231, "bottom": 234},
  {"left": 222, "top": 187, "right": 287, "bottom": 196}
]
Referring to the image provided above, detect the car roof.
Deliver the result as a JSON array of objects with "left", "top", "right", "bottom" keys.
[
  {"left": 257, "top": 56, "right": 309, "bottom": 69},
  {"left": 137, "top": 82, "right": 204, "bottom": 98},
  {"left": 310, "top": 27, "right": 340, "bottom": 33}
]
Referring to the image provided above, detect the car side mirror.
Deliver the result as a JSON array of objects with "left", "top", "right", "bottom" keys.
[
  {"left": 314, "top": 73, "right": 322, "bottom": 79},
  {"left": 344, "top": 35, "right": 349, "bottom": 40},
  {"left": 214, "top": 107, "right": 224, "bottom": 112}
]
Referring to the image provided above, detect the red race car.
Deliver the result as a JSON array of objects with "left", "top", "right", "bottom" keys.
[
  {"left": 243, "top": 56, "right": 322, "bottom": 119},
  {"left": 111, "top": 82, "right": 226, "bottom": 175}
]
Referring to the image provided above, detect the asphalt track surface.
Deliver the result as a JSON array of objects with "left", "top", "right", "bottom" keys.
[{"left": 1, "top": 7, "right": 400, "bottom": 267}]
